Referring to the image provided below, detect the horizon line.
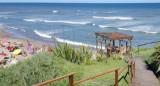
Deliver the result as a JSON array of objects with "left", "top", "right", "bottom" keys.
[{"left": 0, "top": 2, "right": 160, "bottom": 4}]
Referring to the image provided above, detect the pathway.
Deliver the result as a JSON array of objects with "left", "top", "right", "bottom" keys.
[{"left": 128, "top": 57, "right": 159, "bottom": 86}]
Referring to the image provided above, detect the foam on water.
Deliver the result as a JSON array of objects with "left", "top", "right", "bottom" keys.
[
  {"left": 98, "top": 25, "right": 115, "bottom": 28},
  {"left": 53, "top": 10, "right": 58, "bottom": 13},
  {"left": 0, "top": 15, "right": 8, "bottom": 19},
  {"left": 93, "top": 11, "right": 116, "bottom": 14},
  {"left": 98, "top": 24, "right": 158, "bottom": 34},
  {"left": 34, "top": 29, "right": 105, "bottom": 49},
  {"left": 23, "top": 19, "right": 92, "bottom": 25},
  {"left": 93, "top": 16, "right": 135, "bottom": 20}
]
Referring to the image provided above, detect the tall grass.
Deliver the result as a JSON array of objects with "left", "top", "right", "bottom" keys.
[
  {"left": 0, "top": 53, "right": 82, "bottom": 86},
  {"left": 52, "top": 43, "right": 93, "bottom": 65}
]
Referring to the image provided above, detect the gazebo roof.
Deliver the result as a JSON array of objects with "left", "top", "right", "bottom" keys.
[{"left": 95, "top": 32, "right": 133, "bottom": 40}]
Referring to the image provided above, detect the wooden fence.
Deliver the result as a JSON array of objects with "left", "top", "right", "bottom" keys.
[
  {"left": 138, "top": 41, "right": 160, "bottom": 53},
  {"left": 33, "top": 59, "right": 135, "bottom": 86}
]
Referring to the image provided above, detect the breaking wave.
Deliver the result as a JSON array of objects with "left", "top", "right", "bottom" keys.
[
  {"left": 34, "top": 29, "right": 105, "bottom": 49},
  {"left": 53, "top": 10, "right": 58, "bottom": 13},
  {"left": 93, "top": 16, "right": 135, "bottom": 20},
  {"left": 23, "top": 19, "right": 92, "bottom": 25},
  {"left": 98, "top": 25, "right": 158, "bottom": 34}
]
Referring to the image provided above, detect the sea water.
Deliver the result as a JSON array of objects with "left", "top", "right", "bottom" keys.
[{"left": 0, "top": 3, "right": 160, "bottom": 48}]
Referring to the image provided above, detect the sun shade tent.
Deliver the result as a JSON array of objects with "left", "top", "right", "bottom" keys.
[{"left": 95, "top": 32, "right": 133, "bottom": 57}]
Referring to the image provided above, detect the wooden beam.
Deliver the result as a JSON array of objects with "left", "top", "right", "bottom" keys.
[
  {"left": 110, "top": 40, "right": 112, "bottom": 57},
  {"left": 119, "top": 40, "right": 121, "bottom": 50},
  {"left": 115, "top": 69, "right": 118, "bottom": 86},
  {"left": 130, "top": 39, "right": 132, "bottom": 52},
  {"left": 96, "top": 35, "right": 98, "bottom": 53},
  {"left": 101, "top": 37, "right": 104, "bottom": 55},
  {"left": 126, "top": 42, "right": 128, "bottom": 53}
]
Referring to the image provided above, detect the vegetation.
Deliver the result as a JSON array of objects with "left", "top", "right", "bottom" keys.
[
  {"left": 132, "top": 47, "right": 155, "bottom": 57},
  {"left": 145, "top": 44, "right": 160, "bottom": 81},
  {"left": 52, "top": 43, "right": 93, "bottom": 65},
  {"left": 0, "top": 43, "right": 131, "bottom": 86}
]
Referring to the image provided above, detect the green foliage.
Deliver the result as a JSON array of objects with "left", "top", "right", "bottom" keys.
[
  {"left": 52, "top": 43, "right": 93, "bottom": 65},
  {"left": 0, "top": 53, "right": 129, "bottom": 86},
  {"left": 111, "top": 53, "right": 122, "bottom": 60},
  {"left": 96, "top": 54, "right": 107, "bottom": 62},
  {"left": 0, "top": 53, "right": 82, "bottom": 86},
  {"left": 145, "top": 44, "right": 160, "bottom": 81},
  {"left": 133, "top": 47, "right": 155, "bottom": 57}
]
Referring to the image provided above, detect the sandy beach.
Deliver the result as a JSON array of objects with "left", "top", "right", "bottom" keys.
[{"left": 0, "top": 29, "right": 48, "bottom": 67}]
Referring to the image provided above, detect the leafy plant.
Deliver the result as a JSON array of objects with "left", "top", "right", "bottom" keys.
[
  {"left": 96, "top": 54, "right": 107, "bottom": 62},
  {"left": 52, "top": 42, "right": 93, "bottom": 65}
]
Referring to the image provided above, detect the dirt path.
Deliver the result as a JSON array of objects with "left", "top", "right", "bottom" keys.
[{"left": 128, "top": 57, "right": 159, "bottom": 86}]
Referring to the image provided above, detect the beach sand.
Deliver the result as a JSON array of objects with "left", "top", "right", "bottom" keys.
[{"left": 0, "top": 29, "right": 47, "bottom": 67}]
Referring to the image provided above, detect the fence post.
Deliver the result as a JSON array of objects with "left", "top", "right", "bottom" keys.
[
  {"left": 115, "top": 69, "right": 118, "bottom": 86},
  {"left": 69, "top": 75, "right": 74, "bottom": 86},
  {"left": 133, "top": 61, "right": 135, "bottom": 79},
  {"left": 130, "top": 61, "right": 133, "bottom": 83}
]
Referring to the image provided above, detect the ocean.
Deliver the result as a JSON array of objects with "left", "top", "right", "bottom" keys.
[{"left": 0, "top": 3, "right": 160, "bottom": 48}]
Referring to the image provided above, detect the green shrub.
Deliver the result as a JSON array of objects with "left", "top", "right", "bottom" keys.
[
  {"left": 0, "top": 53, "right": 82, "bottom": 86},
  {"left": 111, "top": 53, "right": 122, "bottom": 60},
  {"left": 96, "top": 54, "right": 107, "bottom": 62},
  {"left": 145, "top": 44, "right": 160, "bottom": 81},
  {"left": 52, "top": 43, "right": 93, "bottom": 65}
]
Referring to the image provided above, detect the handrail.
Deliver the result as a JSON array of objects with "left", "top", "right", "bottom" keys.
[
  {"left": 74, "top": 68, "right": 120, "bottom": 85},
  {"left": 138, "top": 41, "right": 160, "bottom": 53},
  {"left": 33, "top": 72, "right": 77, "bottom": 86},
  {"left": 118, "top": 59, "right": 133, "bottom": 76},
  {"left": 33, "top": 59, "right": 136, "bottom": 86}
]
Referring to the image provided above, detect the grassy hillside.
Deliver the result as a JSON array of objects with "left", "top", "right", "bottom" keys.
[{"left": 0, "top": 52, "right": 130, "bottom": 86}]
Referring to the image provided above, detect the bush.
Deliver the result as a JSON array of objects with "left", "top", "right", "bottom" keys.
[
  {"left": 145, "top": 44, "right": 160, "bottom": 80},
  {"left": 0, "top": 53, "right": 82, "bottom": 86},
  {"left": 96, "top": 54, "right": 107, "bottom": 62},
  {"left": 52, "top": 43, "right": 93, "bottom": 65},
  {"left": 111, "top": 53, "right": 122, "bottom": 60}
]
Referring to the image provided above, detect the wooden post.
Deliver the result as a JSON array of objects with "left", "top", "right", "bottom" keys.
[
  {"left": 133, "top": 61, "right": 135, "bottom": 79},
  {"left": 101, "top": 38, "right": 104, "bottom": 56},
  {"left": 110, "top": 40, "right": 112, "bottom": 57},
  {"left": 130, "top": 39, "right": 132, "bottom": 52},
  {"left": 115, "top": 69, "right": 118, "bottom": 86},
  {"left": 126, "top": 42, "right": 128, "bottom": 53},
  {"left": 119, "top": 40, "right": 121, "bottom": 50},
  {"left": 69, "top": 75, "right": 74, "bottom": 86},
  {"left": 130, "top": 61, "right": 133, "bottom": 83},
  {"left": 96, "top": 35, "right": 98, "bottom": 52}
]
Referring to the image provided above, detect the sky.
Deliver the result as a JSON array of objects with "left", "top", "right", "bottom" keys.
[{"left": 0, "top": 0, "right": 160, "bottom": 3}]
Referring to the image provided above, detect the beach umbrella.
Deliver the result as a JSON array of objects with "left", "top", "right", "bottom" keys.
[
  {"left": 3, "top": 38, "right": 8, "bottom": 43},
  {"left": 13, "top": 49, "right": 21, "bottom": 55}
]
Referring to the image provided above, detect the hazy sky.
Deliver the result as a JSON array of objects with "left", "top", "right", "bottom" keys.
[{"left": 0, "top": 0, "right": 160, "bottom": 3}]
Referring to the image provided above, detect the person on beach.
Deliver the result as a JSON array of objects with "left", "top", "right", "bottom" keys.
[{"left": 121, "top": 45, "right": 125, "bottom": 60}]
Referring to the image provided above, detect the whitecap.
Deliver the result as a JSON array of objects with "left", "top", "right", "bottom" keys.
[
  {"left": 53, "top": 10, "right": 58, "bottom": 13},
  {"left": 34, "top": 30, "right": 105, "bottom": 49},
  {"left": 34, "top": 30, "right": 52, "bottom": 38},
  {"left": 93, "top": 16, "right": 135, "bottom": 20},
  {"left": 23, "top": 19, "right": 92, "bottom": 25},
  {"left": 98, "top": 25, "right": 115, "bottom": 28}
]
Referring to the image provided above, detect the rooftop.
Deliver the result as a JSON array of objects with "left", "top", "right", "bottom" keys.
[{"left": 95, "top": 32, "right": 133, "bottom": 40}]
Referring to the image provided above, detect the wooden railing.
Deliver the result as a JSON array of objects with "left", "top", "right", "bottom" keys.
[
  {"left": 74, "top": 68, "right": 120, "bottom": 86},
  {"left": 34, "top": 72, "right": 77, "bottom": 86},
  {"left": 138, "top": 41, "right": 160, "bottom": 53},
  {"left": 33, "top": 59, "right": 135, "bottom": 86},
  {"left": 118, "top": 59, "right": 135, "bottom": 83}
]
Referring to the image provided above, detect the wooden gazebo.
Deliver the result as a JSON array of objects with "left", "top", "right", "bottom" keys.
[{"left": 95, "top": 32, "right": 133, "bottom": 57}]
